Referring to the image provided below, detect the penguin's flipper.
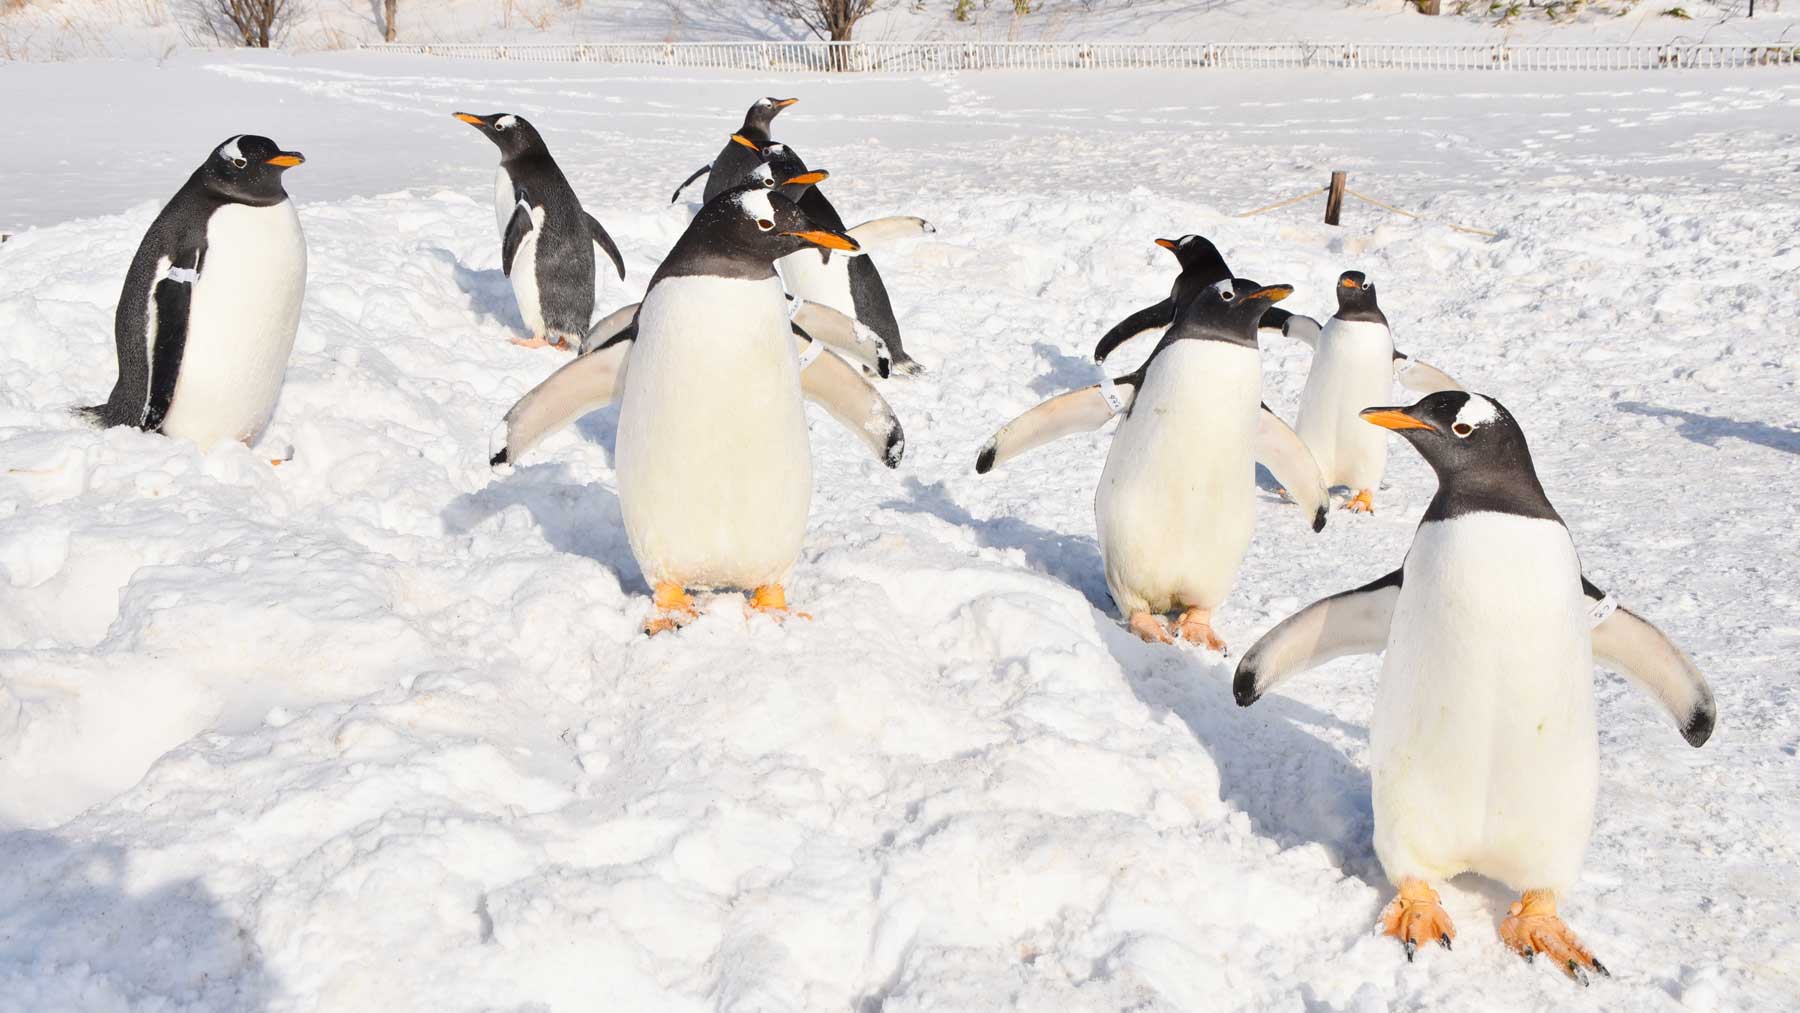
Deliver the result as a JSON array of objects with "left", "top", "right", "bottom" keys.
[
  {"left": 1232, "top": 569, "right": 1403, "bottom": 707},
  {"left": 795, "top": 335, "right": 904, "bottom": 469},
  {"left": 584, "top": 212, "right": 627, "bottom": 281},
  {"left": 670, "top": 163, "right": 712, "bottom": 205},
  {"left": 845, "top": 216, "right": 936, "bottom": 250},
  {"left": 975, "top": 378, "right": 1137, "bottom": 474},
  {"left": 142, "top": 249, "right": 206, "bottom": 432},
  {"left": 1093, "top": 299, "right": 1174, "bottom": 363},
  {"left": 581, "top": 301, "right": 641, "bottom": 356},
  {"left": 1393, "top": 352, "right": 1463, "bottom": 394},
  {"left": 490, "top": 339, "right": 631, "bottom": 467},
  {"left": 790, "top": 298, "right": 890, "bottom": 378},
  {"left": 1585, "top": 580, "right": 1716, "bottom": 747},
  {"left": 501, "top": 200, "right": 534, "bottom": 278},
  {"left": 1274, "top": 313, "right": 1324, "bottom": 348},
  {"left": 1256, "top": 405, "right": 1330, "bottom": 532}
]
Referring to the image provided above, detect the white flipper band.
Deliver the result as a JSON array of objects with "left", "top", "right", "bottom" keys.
[
  {"left": 795, "top": 335, "right": 825, "bottom": 372},
  {"left": 1099, "top": 373, "right": 1129, "bottom": 415},
  {"left": 1587, "top": 594, "right": 1618, "bottom": 628}
]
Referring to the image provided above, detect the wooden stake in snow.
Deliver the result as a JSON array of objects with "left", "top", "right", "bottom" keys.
[{"left": 1324, "top": 171, "right": 1347, "bottom": 227}]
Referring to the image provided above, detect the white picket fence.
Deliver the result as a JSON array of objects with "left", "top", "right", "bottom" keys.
[{"left": 360, "top": 40, "right": 1800, "bottom": 72}]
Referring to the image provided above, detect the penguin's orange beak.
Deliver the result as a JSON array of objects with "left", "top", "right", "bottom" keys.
[
  {"left": 1155, "top": 238, "right": 1179, "bottom": 251},
  {"left": 266, "top": 153, "right": 304, "bottom": 167},
  {"left": 783, "top": 230, "right": 859, "bottom": 252},
  {"left": 453, "top": 112, "right": 485, "bottom": 126},
  {"left": 1361, "top": 407, "right": 1437, "bottom": 432},
  {"left": 730, "top": 134, "right": 761, "bottom": 152},
  {"left": 1247, "top": 284, "right": 1293, "bottom": 302},
  {"left": 781, "top": 171, "right": 828, "bottom": 187},
  {"left": 774, "top": 97, "right": 799, "bottom": 108}
]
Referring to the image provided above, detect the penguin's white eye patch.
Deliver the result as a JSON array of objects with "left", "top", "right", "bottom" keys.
[
  {"left": 1213, "top": 280, "right": 1236, "bottom": 301},
  {"left": 756, "top": 218, "right": 774, "bottom": 231},
  {"left": 1451, "top": 395, "right": 1499, "bottom": 434},
  {"left": 495, "top": 115, "right": 517, "bottom": 131},
  {"left": 218, "top": 136, "right": 245, "bottom": 166}
]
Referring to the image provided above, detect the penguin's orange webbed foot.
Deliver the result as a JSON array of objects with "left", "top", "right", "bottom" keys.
[
  {"left": 1175, "top": 606, "right": 1227, "bottom": 653},
  {"left": 646, "top": 582, "right": 698, "bottom": 636},
  {"left": 510, "top": 334, "right": 553, "bottom": 349},
  {"left": 1127, "top": 612, "right": 1174, "bottom": 644},
  {"left": 1380, "top": 879, "right": 1456, "bottom": 963},
  {"left": 1343, "top": 489, "right": 1375, "bottom": 514},
  {"left": 748, "top": 584, "right": 811, "bottom": 622},
  {"left": 1499, "top": 890, "right": 1606, "bottom": 985}
]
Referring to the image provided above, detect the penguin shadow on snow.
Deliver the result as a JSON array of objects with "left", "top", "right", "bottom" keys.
[
  {"left": 422, "top": 246, "right": 527, "bottom": 335},
  {"left": 879, "top": 475, "right": 1112, "bottom": 610},
  {"left": 1026, "top": 340, "right": 1104, "bottom": 398},
  {"left": 1617, "top": 401, "right": 1800, "bottom": 456},
  {"left": 1109, "top": 643, "right": 1384, "bottom": 886},
  {"left": 441, "top": 459, "right": 645, "bottom": 590},
  {"left": 0, "top": 833, "right": 280, "bottom": 1008}
]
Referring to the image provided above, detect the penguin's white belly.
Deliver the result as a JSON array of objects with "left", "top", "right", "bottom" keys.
[
  {"left": 776, "top": 247, "right": 855, "bottom": 318},
  {"left": 1096, "top": 341, "right": 1260, "bottom": 615},
  {"left": 1295, "top": 319, "right": 1393, "bottom": 490},
  {"left": 493, "top": 166, "right": 513, "bottom": 236},
  {"left": 508, "top": 205, "right": 546, "bottom": 340},
  {"left": 1372, "top": 515, "right": 1598, "bottom": 893},
  {"left": 159, "top": 201, "right": 307, "bottom": 449},
  {"left": 615, "top": 275, "right": 812, "bottom": 590}
]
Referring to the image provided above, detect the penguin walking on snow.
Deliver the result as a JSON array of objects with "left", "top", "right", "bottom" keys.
[
  {"left": 489, "top": 175, "right": 906, "bottom": 635},
  {"left": 81, "top": 135, "right": 308, "bottom": 451},
  {"left": 1234, "top": 390, "right": 1715, "bottom": 983},
  {"left": 1092, "top": 234, "right": 1301, "bottom": 365},
  {"left": 668, "top": 96, "right": 798, "bottom": 205},
  {"left": 1287, "top": 271, "right": 1463, "bottom": 513},
  {"left": 976, "top": 278, "right": 1330, "bottom": 650},
  {"left": 454, "top": 112, "right": 626, "bottom": 350}
]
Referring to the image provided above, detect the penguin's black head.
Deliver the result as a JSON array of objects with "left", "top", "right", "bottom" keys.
[
  {"left": 453, "top": 112, "right": 545, "bottom": 160},
  {"left": 748, "top": 144, "right": 826, "bottom": 202},
  {"left": 199, "top": 135, "right": 304, "bottom": 205},
  {"left": 741, "top": 96, "right": 798, "bottom": 136},
  {"left": 1173, "top": 276, "right": 1293, "bottom": 348},
  {"left": 1333, "top": 270, "right": 1387, "bottom": 324},
  {"left": 1361, "top": 391, "right": 1533, "bottom": 486},
  {"left": 1155, "top": 235, "right": 1231, "bottom": 281},
  {"left": 711, "top": 183, "right": 859, "bottom": 260}
]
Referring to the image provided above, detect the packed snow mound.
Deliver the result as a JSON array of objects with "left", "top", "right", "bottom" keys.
[
  {"left": 1, "top": 0, "right": 1789, "bottom": 61},
  {"left": 2, "top": 57, "right": 1798, "bottom": 1011}
]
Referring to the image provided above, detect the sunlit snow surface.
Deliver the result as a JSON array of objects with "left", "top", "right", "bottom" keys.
[{"left": 1, "top": 56, "right": 1797, "bottom": 1011}]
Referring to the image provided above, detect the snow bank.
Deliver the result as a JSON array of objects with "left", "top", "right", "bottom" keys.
[{"left": 1, "top": 57, "right": 1797, "bottom": 1011}]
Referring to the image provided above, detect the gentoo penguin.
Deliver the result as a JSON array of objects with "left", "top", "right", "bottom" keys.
[
  {"left": 453, "top": 112, "right": 626, "bottom": 350},
  {"left": 755, "top": 142, "right": 928, "bottom": 375},
  {"left": 1234, "top": 390, "right": 1715, "bottom": 982},
  {"left": 667, "top": 96, "right": 798, "bottom": 204},
  {"left": 977, "top": 278, "right": 1329, "bottom": 650},
  {"left": 1092, "top": 234, "right": 1300, "bottom": 364},
  {"left": 1289, "top": 271, "right": 1462, "bottom": 513},
  {"left": 490, "top": 178, "right": 904, "bottom": 635},
  {"left": 80, "top": 135, "right": 307, "bottom": 450}
]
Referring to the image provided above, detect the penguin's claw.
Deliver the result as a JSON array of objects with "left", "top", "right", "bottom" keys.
[
  {"left": 748, "top": 584, "right": 811, "bottom": 622},
  {"left": 1343, "top": 489, "right": 1376, "bottom": 514},
  {"left": 1380, "top": 879, "right": 1457, "bottom": 961},
  {"left": 1499, "top": 890, "right": 1603, "bottom": 985},
  {"left": 1175, "top": 607, "right": 1227, "bottom": 653},
  {"left": 1128, "top": 612, "right": 1174, "bottom": 644},
  {"left": 646, "top": 582, "right": 698, "bottom": 636}
]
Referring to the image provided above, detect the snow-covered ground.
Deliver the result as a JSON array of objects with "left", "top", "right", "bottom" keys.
[
  {"left": 2, "top": 0, "right": 1793, "bottom": 61},
  {"left": 2, "top": 55, "right": 1798, "bottom": 1011}
]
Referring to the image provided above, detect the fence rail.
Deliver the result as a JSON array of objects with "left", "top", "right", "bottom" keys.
[{"left": 360, "top": 40, "right": 1800, "bottom": 72}]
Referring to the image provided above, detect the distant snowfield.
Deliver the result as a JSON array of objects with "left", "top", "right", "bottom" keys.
[{"left": 2, "top": 55, "right": 1798, "bottom": 1012}]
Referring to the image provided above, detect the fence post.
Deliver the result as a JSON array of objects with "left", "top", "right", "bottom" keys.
[{"left": 1325, "top": 171, "right": 1347, "bottom": 226}]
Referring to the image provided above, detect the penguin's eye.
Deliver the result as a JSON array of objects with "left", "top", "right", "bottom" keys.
[
  {"left": 231, "top": 157, "right": 247, "bottom": 169},
  {"left": 1452, "top": 422, "right": 1474, "bottom": 438},
  {"left": 1363, "top": 282, "right": 1373, "bottom": 291},
  {"left": 756, "top": 218, "right": 774, "bottom": 231},
  {"left": 1220, "top": 289, "right": 1235, "bottom": 301}
]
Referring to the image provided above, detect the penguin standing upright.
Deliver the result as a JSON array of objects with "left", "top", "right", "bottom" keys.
[
  {"left": 454, "top": 112, "right": 625, "bottom": 350},
  {"left": 976, "top": 278, "right": 1330, "bottom": 650},
  {"left": 489, "top": 175, "right": 908, "bottom": 635},
  {"left": 81, "top": 135, "right": 308, "bottom": 451},
  {"left": 667, "top": 96, "right": 798, "bottom": 204},
  {"left": 756, "top": 142, "right": 928, "bottom": 375},
  {"left": 1234, "top": 391, "right": 1716, "bottom": 982},
  {"left": 1289, "top": 271, "right": 1462, "bottom": 513},
  {"left": 1092, "top": 234, "right": 1300, "bottom": 365}
]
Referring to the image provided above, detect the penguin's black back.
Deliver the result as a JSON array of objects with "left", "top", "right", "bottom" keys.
[
  {"left": 703, "top": 126, "right": 772, "bottom": 204},
  {"left": 507, "top": 147, "right": 598, "bottom": 336}
]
